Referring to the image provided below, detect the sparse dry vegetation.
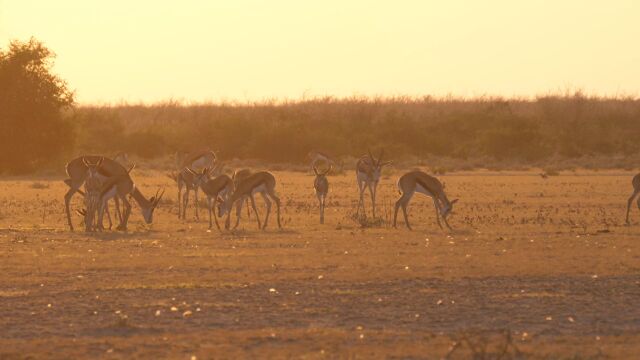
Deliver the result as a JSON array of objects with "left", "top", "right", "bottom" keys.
[{"left": 0, "top": 170, "right": 639, "bottom": 358}]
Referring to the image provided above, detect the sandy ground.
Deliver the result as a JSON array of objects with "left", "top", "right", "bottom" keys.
[{"left": 0, "top": 169, "right": 639, "bottom": 359}]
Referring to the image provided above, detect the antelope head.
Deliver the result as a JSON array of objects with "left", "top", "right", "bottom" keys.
[
  {"left": 82, "top": 156, "right": 104, "bottom": 176},
  {"left": 313, "top": 164, "right": 332, "bottom": 177},
  {"left": 142, "top": 188, "right": 165, "bottom": 224},
  {"left": 367, "top": 149, "right": 391, "bottom": 183},
  {"left": 185, "top": 167, "right": 209, "bottom": 186},
  {"left": 441, "top": 198, "right": 459, "bottom": 218}
]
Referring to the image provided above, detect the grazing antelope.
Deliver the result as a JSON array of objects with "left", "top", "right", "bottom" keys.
[
  {"left": 97, "top": 172, "right": 165, "bottom": 230},
  {"left": 625, "top": 173, "right": 640, "bottom": 224},
  {"left": 356, "top": 149, "right": 391, "bottom": 218},
  {"left": 393, "top": 170, "right": 458, "bottom": 231},
  {"left": 64, "top": 155, "right": 133, "bottom": 231},
  {"left": 218, "top": 171, "right": 282, "bottom": 230},
  {"left": 199, "top": 174, "right": 234, "bottom": 230},
  {"left": 78, "top": 161, "right": 137, "bottom": 231},
  {"left": 313, "top": 165, "right": 332, "bottom": 224},
  {"left": 232, "top": 169, "right": 257, "bottom": 219}
]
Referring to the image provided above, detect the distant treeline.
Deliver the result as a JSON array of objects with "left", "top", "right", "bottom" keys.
[
  {"left": 4, "top": 38, "right": 640, "bottom": 174},
  {"left": 71, "top": 94, "right": 640, "bottom": 168}
]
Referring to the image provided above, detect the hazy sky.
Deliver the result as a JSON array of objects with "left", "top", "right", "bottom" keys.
[{"left": 2, "top": 1, "right": 639, "bottom": 104}]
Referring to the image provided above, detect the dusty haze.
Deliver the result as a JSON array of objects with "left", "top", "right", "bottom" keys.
[{"left": 2, "top": 0, "right": 639, "bottom": 103}]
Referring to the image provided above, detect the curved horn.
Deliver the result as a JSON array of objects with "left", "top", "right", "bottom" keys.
[
  {"left": 127, "top": 163, "right": 136, "bottom": 173},
  {"left": 313, "top": 165, "right": 319, "bottom": 176},
  {"left": 97, "top": 156, "right": 104, "bottom": 167},
  {"left": 82, "top": 156, "right": 90, "bottom": 167},
  {"left": 156, "top": 188, "right": 165, "bottom": 205},
  {"left": 368, "top": 148, "right": 375, "bottom": 163},
  {"left": 323, "top": 164, "right": 333, "bottom": 176}
]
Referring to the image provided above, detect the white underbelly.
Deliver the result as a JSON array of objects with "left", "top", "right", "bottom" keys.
[
  {"left": 415, "top": 183, "right": 435, "bottom": 198},
  {"left": 252, "top": 184, "right": 267, "bottom": 194}
]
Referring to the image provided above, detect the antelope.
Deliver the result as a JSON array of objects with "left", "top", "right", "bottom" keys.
[
  {"left": 232, "top": 168, "right": 257, "bottom": 219},
  {"left": 64, "top": 155, "right": 133, "bottom": 231},
  {"left": 96, "top": 172, "right": 165, "bottom": 230},
  {"left": 308, "top": 150, "right": 336, "bottom": 171},
  {"left": 313, "top": 165, "right": 332, "bottom": 224},
  {"left": 393, "top": 170, "right": 458, "bottom": 231},
  {"left": 80, "top": 157, "right": 106, "bottom": 232},
  {"left": 356, "top": 149, "right": 391, "bottom": 218},
  {"left": 625, "top": 173, "right": 640, "bottom": 224},
  {"left": 175, "top": 167, "right": 210, "bottom": 220},
  {"left": 199, "top": 174, "right": 234, "bottom": 230},
  {"left": 218, "top": 171, "right": 282, "bottom": 230},
  {"left": 173, "top": 154, "right": 221, "bottom": 220},
  {"left": 177, "top": 149, "right": 217, "bottom": 170}
]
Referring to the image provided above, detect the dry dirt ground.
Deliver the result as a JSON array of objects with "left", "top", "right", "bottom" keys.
[{"left": 0, "top": 169, "right": 639, "bottom": 359}]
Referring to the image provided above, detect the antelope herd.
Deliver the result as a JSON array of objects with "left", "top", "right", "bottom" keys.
[{"left": 63, "top": 149, "right": 640, "bottom": 232}]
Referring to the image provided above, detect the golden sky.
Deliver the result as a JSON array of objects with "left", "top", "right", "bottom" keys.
[{"left": 2, "top": 0, "right": 639, "bottom": 104}]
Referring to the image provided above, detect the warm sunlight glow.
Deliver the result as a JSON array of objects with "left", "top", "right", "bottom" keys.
[{"left": 2, "top": 0, "right": 639, "bottom": 103}]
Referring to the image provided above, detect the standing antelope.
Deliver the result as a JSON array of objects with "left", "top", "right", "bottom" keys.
[
  {"left": 313, "top": 165, "right": 332, "bottom": 224},
  {"left": 356, "top": 149, "right": 391, "bottom": 218},
  {"left": 625, "top": 173, "right": 640, "bottom": 224},
  {"left": 173, "top": 152, "right": 220, "bottom": 220},
  {"left": 393, "top": 170, "right": 458, "bottom": 231},
  {"left": 218, "top": 171, "right": 282, "bottom": 230},
  {"left": 175, "top": 167, "right": 210, "bottom": 220},
  {"left": 308, "top": 150, "right": 336, "bottom": 172},
  {"left": 81, "top": 157, "right": 106, "bottom": 231},
  {"left": 64, "top": 155, "right": 133, "bottom": 231},
  {"left": 199, "top": 174, "right": 234, "bottom": 230},
  {"left": 177, "top": 149, "right": 217, "bottom": 169}
]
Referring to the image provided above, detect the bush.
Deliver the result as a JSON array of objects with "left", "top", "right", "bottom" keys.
[{"left": 0, "top": 38, "right": 74, "bottom": 173}]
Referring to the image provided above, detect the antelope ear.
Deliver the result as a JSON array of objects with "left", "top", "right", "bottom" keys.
[{"left": 451, "top": 199, "right": 459, "bottom": 205}]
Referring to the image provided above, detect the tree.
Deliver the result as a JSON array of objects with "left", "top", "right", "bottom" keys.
[{"left": 0, "top": 38, "right": 74, "bottom": 173}]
